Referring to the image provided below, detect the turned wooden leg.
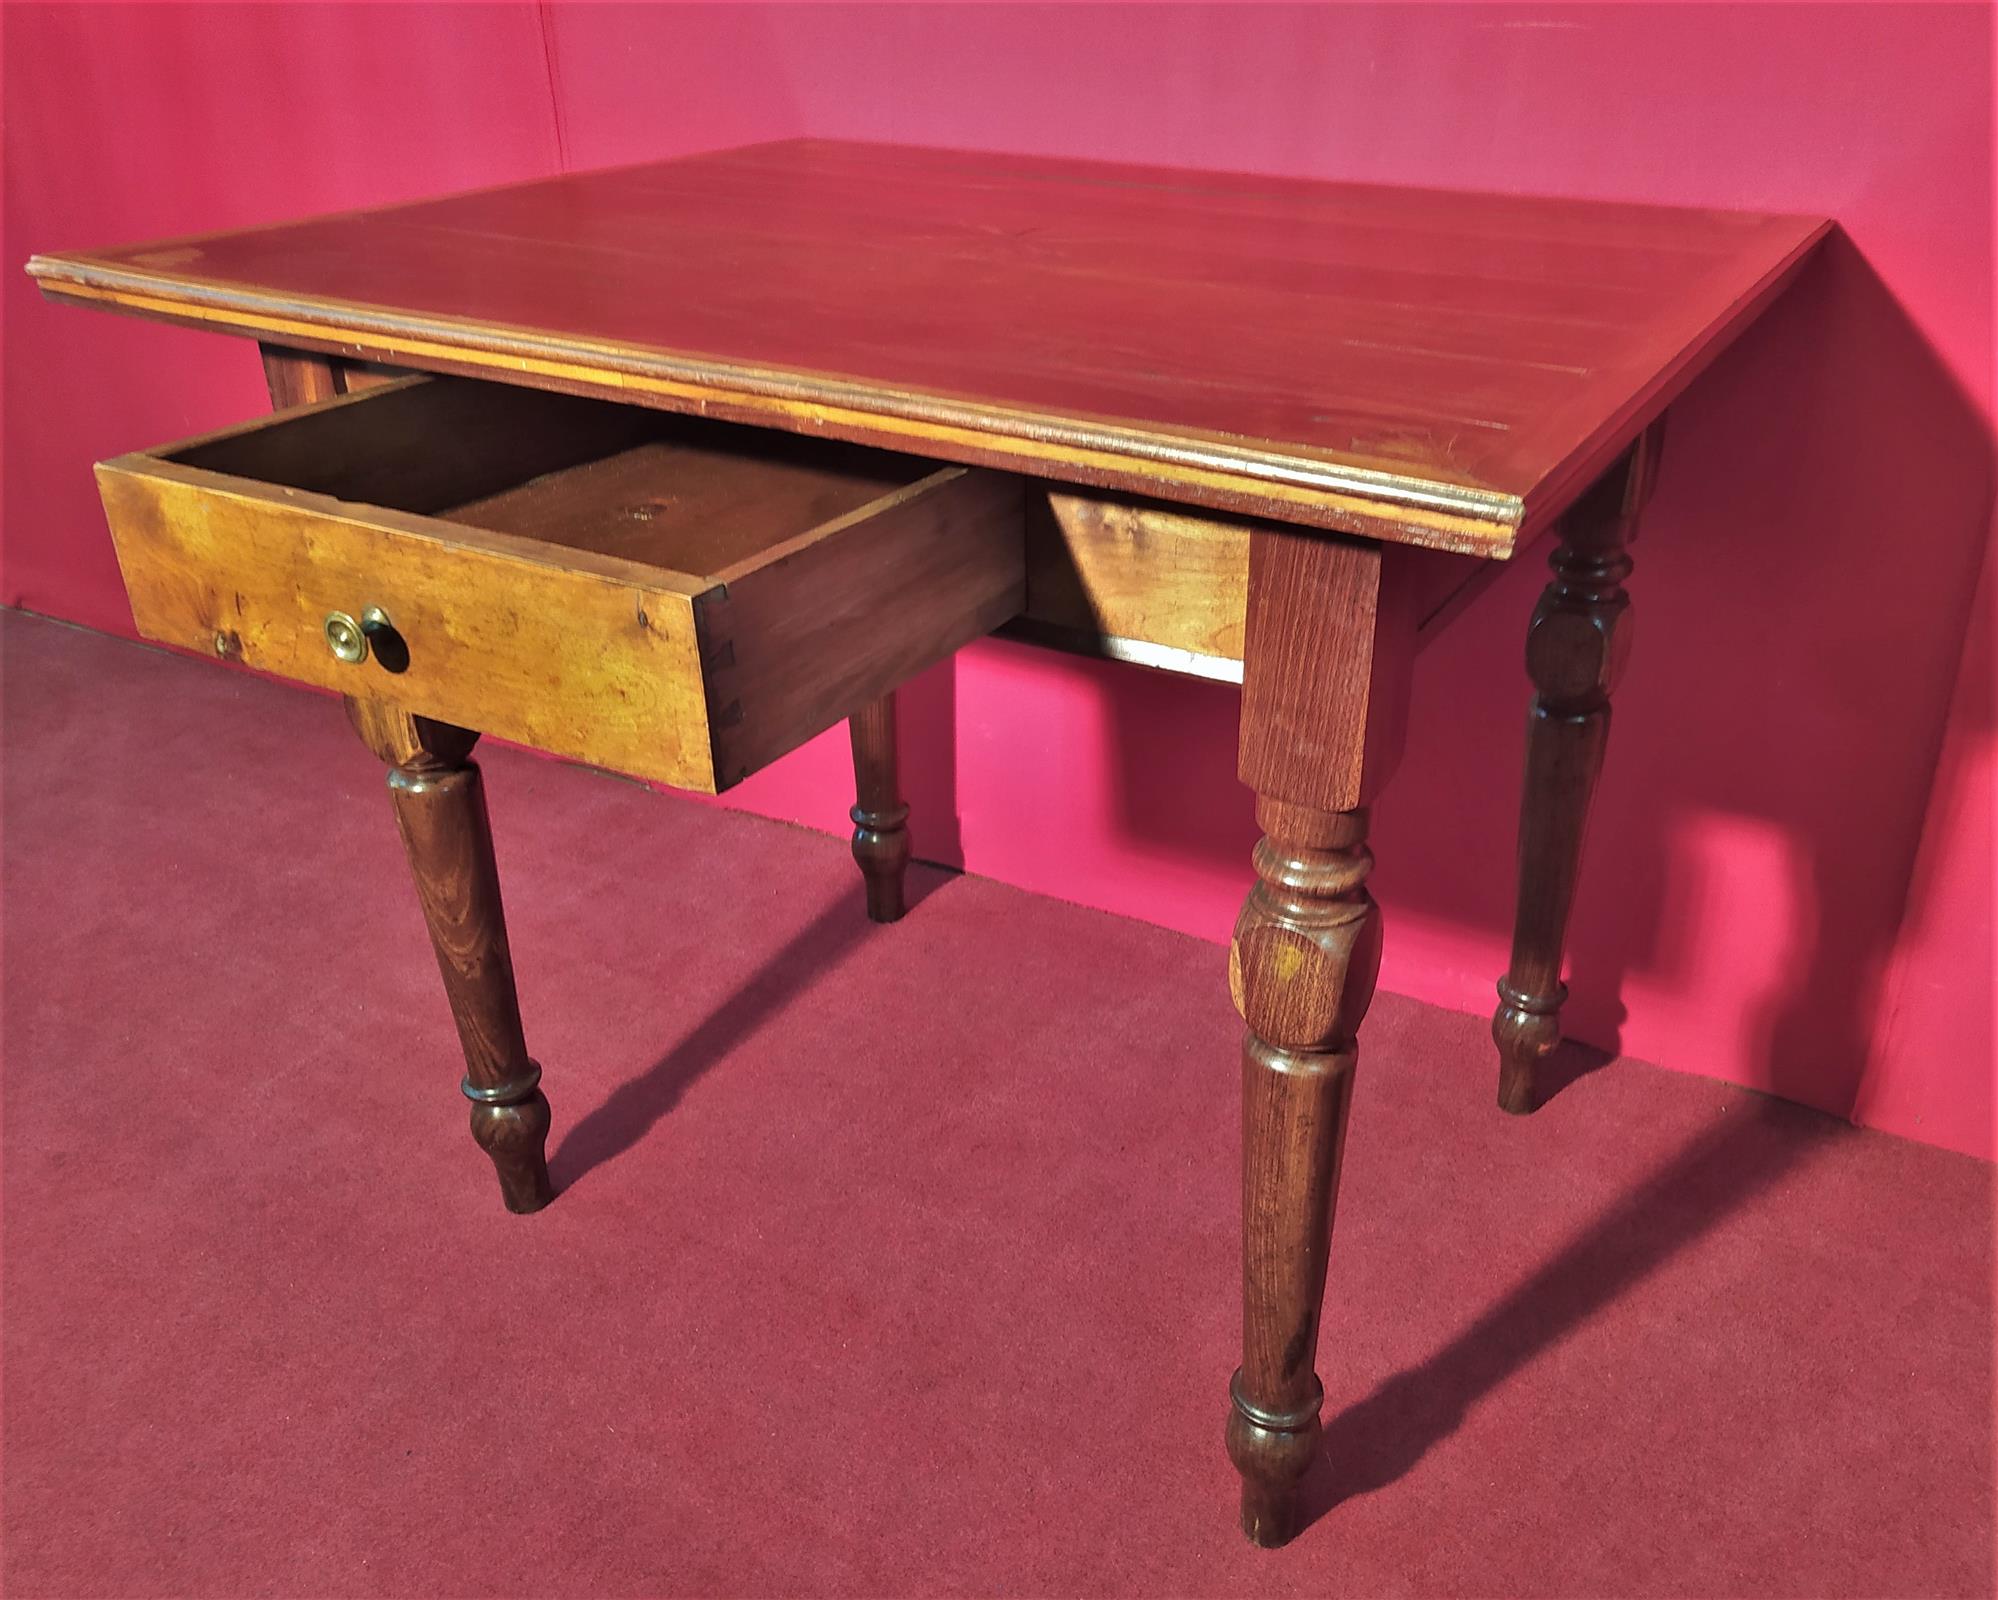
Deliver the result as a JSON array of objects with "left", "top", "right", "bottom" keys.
[
  {"left": 1226, "top": 525, "right": 1412, "bottom": 1546},
  {"left": 1227, "top": 798, "right": 1379, "bottom": 1546},
  {"left": 848, "top": 693, "right": 911, "bottom": 923},
  {"left": 1494, "top": 424, "right": 1661, "bottom": 1114},
  {"left": 348, "top": 699, "right": 552, "bottom": 1213}
]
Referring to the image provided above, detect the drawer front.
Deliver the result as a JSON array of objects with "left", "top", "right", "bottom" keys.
[
  {"left": 99, "top": 464, "right": 720, "bottom": 786},
  {"left": 95, "top": 379, "right": 1025, "bottom": 793}
]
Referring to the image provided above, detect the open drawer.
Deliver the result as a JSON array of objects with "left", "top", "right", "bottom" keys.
[{"left": 97, "top": 377, "right": 1025, "bottom": 792}]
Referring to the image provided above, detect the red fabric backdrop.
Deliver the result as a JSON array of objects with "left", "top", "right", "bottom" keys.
[{"left": 5, "top": 3, "right": 1992, "bottom": 1159}]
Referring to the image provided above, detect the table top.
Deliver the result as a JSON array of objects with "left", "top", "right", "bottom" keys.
[{"left": 28, "top": 139, "right": 1828, "bottom": 557}]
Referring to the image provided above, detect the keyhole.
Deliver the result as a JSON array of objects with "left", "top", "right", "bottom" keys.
[{"left": 360, "top": 607, "right": 410, "bottom": 674}]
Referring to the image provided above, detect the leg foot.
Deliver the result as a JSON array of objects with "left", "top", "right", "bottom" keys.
[
  {"left": 849, "top": 693, "right": 911, "bottom": 923},
  {"left": 350, "top": 700, "right": 552, "bottom": 1212},
  {"left": 469, "top": 1083, "right": 554, "bottom": 1214},
  {"left": 1227, "top": 1370, "right": 1323, "bottom": 1546},
  {"left": 1494, "top": 979, "right": 1564, "bottom": 1114}
]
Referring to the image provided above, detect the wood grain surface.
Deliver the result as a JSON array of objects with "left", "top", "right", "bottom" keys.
[{"left": 30, "top": 140, "right": 1829, "bottom": 554}]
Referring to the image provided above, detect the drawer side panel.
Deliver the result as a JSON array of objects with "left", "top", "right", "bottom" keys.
[{"left": 698, "top": 468, "right": 1026, "bottom": 788}]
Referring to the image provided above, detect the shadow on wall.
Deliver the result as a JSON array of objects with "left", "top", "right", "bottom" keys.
[{"left": 1026, "top": 232, "right": 1997, "bottom": 1135}]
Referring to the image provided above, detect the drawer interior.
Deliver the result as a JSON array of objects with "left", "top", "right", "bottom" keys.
[{"left": 172, "top": 376, "right": 946, "bottom": 579}]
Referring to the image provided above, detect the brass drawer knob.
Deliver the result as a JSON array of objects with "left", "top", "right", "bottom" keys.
[
  {"left": 324, "top": 606, "right": 406, "bottom": 670},
  {"left": 324, "top": 610, "right": 366, "bottom": 663}
]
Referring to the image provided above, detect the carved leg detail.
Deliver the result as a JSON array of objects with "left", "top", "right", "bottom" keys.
[
  {"left": 848, "top": 693, "right": 911, "bottom": 923},
  {"left": 1227, "top": 798, "right": 1380, "bottom": 1547},
  {"left": 348, "top": 699, "right": 552, "bottom": 1212},
  {"left": 1495, "top": 427, "right": 1657, "bottom": 1114}
]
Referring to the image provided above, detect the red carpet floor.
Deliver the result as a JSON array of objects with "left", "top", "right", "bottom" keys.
[{"left": 2, "top": 609, "right": 1992, "bottom": 1598}]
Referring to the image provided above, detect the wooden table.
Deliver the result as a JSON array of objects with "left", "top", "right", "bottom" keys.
[{"left": 28, "top": 140, "right": 1828, "bottom": 1548}]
